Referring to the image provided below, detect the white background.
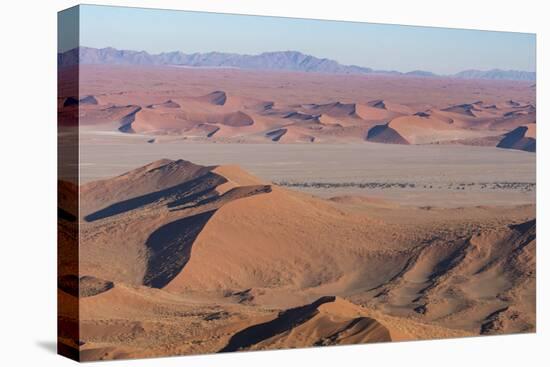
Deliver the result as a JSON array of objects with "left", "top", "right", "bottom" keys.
[{"left": 0, "top": 0, "right": 547, "bottom": 365}]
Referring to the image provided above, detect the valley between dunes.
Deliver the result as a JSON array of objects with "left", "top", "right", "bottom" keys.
[{"left": 58, "top": 158, "right": 535, "bottom": 361}]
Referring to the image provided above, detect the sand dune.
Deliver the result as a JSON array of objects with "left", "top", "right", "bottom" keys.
[
  {"left": 497, "top": 124, "right": 536, "bottom": 152},
  {"left": 366, "top": 123, "right": 409, "bottom": 144},
  {"left": 71, "top": 283, "right": 468, "bottom": 360},
  {"left": 442, "top": 103, "right": 479, "bottom": 117},
  {"left": 366, "top": 99, "right": 413, "bottom": 115},
  {"left": 353, "top": 217, "right": 535, "bottom": 333},
  {"left": 147, "top": 99, "right": 181, "bottom": 109},
  {"left": 368, "top": 114, "right": 473, "bottom": 145},
  {"left": 388, "top": 114, "right": 459, "bottom": 144},
  {"left": 488, "top": 111, "right": 535, "bottom": 131},
  {"left": 219, "top": 111, "right": 255, "bottom": 126},
  {"left": 188, "top": 90, "right": 274, "bottom": 113},
  {"left": 363, "top": 102, "right": 536, "bottom": 146},
  {"left": 80, "top": 159, "right": 274, "bottom": 287},
  {"left": 81, "top": 158, "right": 213, "bottom": 214},
  {"left": 266, "top": 128, "right": 287, "bottom": 141},
  {"left": 124, "top": 101, "right": 256, "bottom": 134},
  {"left": 220, "top": 296, "right": 391, "bottom": 352},
  {"left": 435, "top": 101, "right": 535, "bottom": 130},
  {"left": 283, "top": 111, "right": 319, "bottom": 121},
  {"left": 211, "top": 164, "right": 267, "bottom": 194},
  {"left": 69, "top": 158, "right": 536, "bottom": 359},
  {"left": 78, "top": 89, "right": 267, "bottom": 136},
  {"left": 79, "top": 104, "right": 141, "bottom": 130},
  {"left": 82, "top": 160, "right": 534, "bottom": 314},
  {"left": 305, "top": 101, "right": 357, "bottom": 117},
  {"left": 266, "top": 126, "right": 316, "bottom": 143},
  {"left": 355, "top": 105, "right": 399, "bottom": 121},
  {"left": 194, "top": 90, "right": 228, "bottom": 105},
  {"left": 225, "top": 295, "right": 469, "bottom": 351}
]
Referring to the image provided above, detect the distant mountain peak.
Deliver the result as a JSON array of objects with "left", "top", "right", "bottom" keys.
[
  {"left": 58, "top": 46, "right": 535, "bottom": 81},
  {"left": 453, "top": 68, "right": 535, "bottom": 81}
]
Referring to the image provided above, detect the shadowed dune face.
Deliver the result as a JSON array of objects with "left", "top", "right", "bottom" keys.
[
  {"left": 83, "top": 171, "right": 227, "bottom": 222},
  {"left": 219, "top": 296, "right": 339, "bottom": 352},
  {"left": 497, "top": 124, "right": 536, "bottom": 152},
  {"left": 366, "top": 123, "right": 409, "bottom": 144},
  {"left": 195, "top": 90, "right": 227, "bottom": 105},
  {"left": 141, "top": 184, "right": 273, "bottom": 289},
  {"left": 143, "top": 211, "right": 216, "bottom": 288},
  {"left": 80, "top": 159, "right": 213, "bottom": 215},
  {"left": 266, "top": 128, "right": 287, "bottom": 141},
  {"left": 80, "top": 95, "right": 99, "bottom": 105}
]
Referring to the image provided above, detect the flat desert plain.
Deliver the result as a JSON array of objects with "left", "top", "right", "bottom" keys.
[{"left": 58, "top": 65, "right": 536, "bottom": 360}]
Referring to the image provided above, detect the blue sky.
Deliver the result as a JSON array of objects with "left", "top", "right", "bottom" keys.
[{"left": 70, "top": 4, "right": 536, "bottom": 74}]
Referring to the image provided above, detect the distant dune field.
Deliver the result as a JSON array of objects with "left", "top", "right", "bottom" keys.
[{"left": 58, "top": 65, "right": 536, "bottom": 151}]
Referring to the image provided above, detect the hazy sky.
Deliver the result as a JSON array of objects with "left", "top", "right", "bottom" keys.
[{"left": 71, "top": 4, "right": 536, "bottom": 74}]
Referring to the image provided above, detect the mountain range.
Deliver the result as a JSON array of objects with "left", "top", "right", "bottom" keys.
[{"left": 58, "top": 46, "right": 536, "bottom": 81}]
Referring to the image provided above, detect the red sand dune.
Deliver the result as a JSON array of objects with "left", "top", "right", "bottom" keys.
[{"left": 61, "top": 157, "right": 536, "bottom": 359}]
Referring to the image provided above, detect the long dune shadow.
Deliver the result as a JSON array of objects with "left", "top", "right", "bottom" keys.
[
  {"left": 219, "top": 296, "right": 336, "bottom": 353},
  {"left": 143, "top": 210, "right": 216, "bottom": 288},
  {"left": 510, "top": 218, "right": 536, "bottom": 234},
  {"left": 118, "top": 106, "right": 142, "bottom": 133},
  {"left": 84, "top": 172, "right": 226, "bottom": 222}
]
